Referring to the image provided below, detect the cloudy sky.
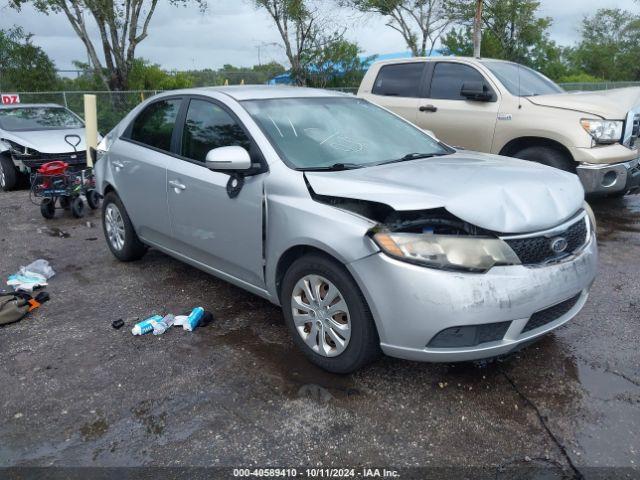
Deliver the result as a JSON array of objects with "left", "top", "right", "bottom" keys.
[{"left": 0, "top": 0, "right": 635, "bottom": 72}]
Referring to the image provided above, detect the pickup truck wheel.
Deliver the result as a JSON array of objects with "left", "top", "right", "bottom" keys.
[
  {"left": 0, "top": 154, "right": 18, "bottom": 191},
  {"left": 513, "top": 146, "right": 574, "bottom": 173},
  {"left": 281, "top": 253, "right": 381, "bottom": 374}
]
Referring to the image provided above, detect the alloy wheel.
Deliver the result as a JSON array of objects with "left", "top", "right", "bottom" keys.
[
  {"left": 105, "top": 203, "right": 125, "bottom": 251},
  {"left": 0, "top": 164, "right": 5, "bottom": 188},
  {"left": 291, "top": 274, "right": 351, "bottom": 357}
]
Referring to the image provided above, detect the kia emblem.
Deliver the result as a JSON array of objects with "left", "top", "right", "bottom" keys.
[{"left": 550, "top": 237, "right": 568, "bottom": 254}]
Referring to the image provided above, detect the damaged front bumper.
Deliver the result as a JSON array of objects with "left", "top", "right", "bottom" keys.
[
  {"left": 576, "top": 158, "right": 640, "bottom": 195},
  {"left": 348, "top": 233, "right": 598, "bottom": 362}
]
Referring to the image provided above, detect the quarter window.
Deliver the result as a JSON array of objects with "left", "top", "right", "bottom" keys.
[
  {"left": 129, "top": 99, "right": 181, "bottom": 152},
  {"left": 429, "top": 63, "right": 489, "bottom": 100},
  {"left": 181, "top": 99, "right": 251, "bottom": 162},
  {"left": 372, "top": 63, "right": 425, "bottom": 98}
]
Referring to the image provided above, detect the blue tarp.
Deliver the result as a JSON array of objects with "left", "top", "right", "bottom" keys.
[{"left": 268, "top": 50, "right": 446, "bottom": 85}]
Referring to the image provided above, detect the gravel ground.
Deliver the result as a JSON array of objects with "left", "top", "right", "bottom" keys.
[{"left": 0, "top": 190, "right": 638, "bottom": 478}]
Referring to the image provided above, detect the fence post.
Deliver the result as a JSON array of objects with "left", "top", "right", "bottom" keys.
[
  {"left": 62, "top": 91, "right": 68, "bottom": 108},
  {"left": 84, "top": 94, "right": 98, "bottom": 168}
]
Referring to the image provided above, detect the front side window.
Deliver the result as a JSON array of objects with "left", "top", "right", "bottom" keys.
[
  {"left": 429, "top": 63, "right": 488, "bottom": 100},
  {"left": 129, "top": 99, "right": 181, "bottom": 152},
  {"left": 243, "top": 97, "right": 450, "bottom": 170},
  {"left": 372, "top": 63, "right": 425, "bottom": 97},
  {"left": 481, "top": 61, "right": 564, "bottom": 96},
  {"left": 0, "top": 107, "right": 83, "bottom": 131},
  {"left": 181, "top": 99, "right": 251, "bottom": 162}
]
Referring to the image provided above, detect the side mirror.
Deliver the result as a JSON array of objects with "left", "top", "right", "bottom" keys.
[
  {"left": 460, "top": 81, "right": 493, "bottom": 102},
  {"left": 205, "top": 146, "right": 251, "bottom": 171}
]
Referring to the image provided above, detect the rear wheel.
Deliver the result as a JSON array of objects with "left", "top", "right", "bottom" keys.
[
  {"left": 281, "top": 253, "right": 381, "bottom": 373},
  {"left": 0, "top": 154, "right": 18, "bottom": 191},
  {"left": 512, "top": 145, "right": 574, "bottom": 172},
  {"left": 40, "top": 199, "right": 55, "bottom": 219},
  {"left": 102, "top": 191, "right": 147, "bottom": 262},
  {"left": 71, "top": 196, "right": 85, "bottom": 218},
  {"left": 86, "top": 190, "right": 100, "bottom": 210}
]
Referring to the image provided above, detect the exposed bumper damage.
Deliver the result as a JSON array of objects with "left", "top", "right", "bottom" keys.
[{"left": 306, "top": 173, "right": 598, "bottom": 363}]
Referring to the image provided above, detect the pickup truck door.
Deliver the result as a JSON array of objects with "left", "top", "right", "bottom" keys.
[
  {"left": 360, "top": 62, "right": 427, "bottom": 125},
  {"left": 416, "top": 62, "right": 500, "bottom": 152}
]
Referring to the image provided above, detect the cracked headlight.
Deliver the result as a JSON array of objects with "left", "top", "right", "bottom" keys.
[
  {"left": 373, "top": 232, "right": 521, "bottom": 273},
  {"left": 580, "top": 119, "right": 623, "bottom": 144}
]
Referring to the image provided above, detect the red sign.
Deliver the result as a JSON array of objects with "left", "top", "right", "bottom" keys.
[{"left": 1, "top": 94, "right": 20, "bottom": 105}]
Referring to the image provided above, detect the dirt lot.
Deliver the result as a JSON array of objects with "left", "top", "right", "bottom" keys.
[{"left": 0, "top": 189, "right": 638, "bottom": 477}]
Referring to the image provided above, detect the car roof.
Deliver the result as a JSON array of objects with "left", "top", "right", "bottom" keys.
[
  {"left": 0, "top": 103, "right": 65, "bottom": 110},
  {"left": 165, "top": 85, "right": 350, "bottom": 101},
  {"left": 370, "top": 56, "right": 514, "bottom": 67}
]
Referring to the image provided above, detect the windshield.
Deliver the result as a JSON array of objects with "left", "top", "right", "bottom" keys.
[
  {"left": 0, "top": 107, "right": 84, "bottom": 131},
  {"left": 481, "top": 61, "right": 564, "bottom": 97},
  {"left": 242, "top": 97, "right": 450, "bottom": 170}
]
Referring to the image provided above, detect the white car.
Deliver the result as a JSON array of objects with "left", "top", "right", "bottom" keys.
[{"left": 0, "top": 103, "right": 88, "bottom": 191}]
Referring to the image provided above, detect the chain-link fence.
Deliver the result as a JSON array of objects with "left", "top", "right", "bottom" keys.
[{"left": 7, "top": 82, "right": 638, "bottom": 133}]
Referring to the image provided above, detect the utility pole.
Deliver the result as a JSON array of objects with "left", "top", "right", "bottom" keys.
[{"left": 473, "top": 0, "right": 483, "bottom": 58}]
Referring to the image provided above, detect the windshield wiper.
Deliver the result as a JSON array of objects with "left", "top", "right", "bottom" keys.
[
  {"left": 301, "top": 163, "right": 364, "bottom": 172},
  {"left": 374, "top": 152, "right": 449, "bottom": 167}
]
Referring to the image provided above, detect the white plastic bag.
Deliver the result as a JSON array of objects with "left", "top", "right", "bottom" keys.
[{"left": 20, "top": 259, "right": 55, "bottom": 280}]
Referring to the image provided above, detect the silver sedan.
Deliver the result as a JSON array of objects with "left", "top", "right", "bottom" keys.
[{"left": 95, "top": 86, "right": 597, "bottom": 373}]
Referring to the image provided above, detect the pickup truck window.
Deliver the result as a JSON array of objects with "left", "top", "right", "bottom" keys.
[
  {"left": 481, "top": 61, "right": 563, "bottom": 96},
  {"left": 429, "top": 63, "right": 488, "bottom": 100},
  {"left": 372, "top": 63, "right": 425, "bottom": 98}
]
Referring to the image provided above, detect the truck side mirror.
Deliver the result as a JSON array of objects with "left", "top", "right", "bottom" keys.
[{"left": 460, "top": 81, "right": 494, "bottom": 102}]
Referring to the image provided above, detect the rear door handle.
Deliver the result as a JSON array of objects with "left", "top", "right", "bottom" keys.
[
  {"left": 168, "top": 180, "right": 186, "bottom": 191},
  {"left": 112, "top": 160, "right": 124, "bottom": 169},
  {"left": 419, "top": 105, "right": 438, "bottom": 112}
]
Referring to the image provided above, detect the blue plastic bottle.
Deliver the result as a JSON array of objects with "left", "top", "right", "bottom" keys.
[
  {"left": 131, "top": 315, "right": 163, "bottom": 335},
  {"left": 184, "top": 307, "right": 204, "bottom": 331}
]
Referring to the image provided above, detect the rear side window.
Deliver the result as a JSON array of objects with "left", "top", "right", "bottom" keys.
[
  {"left": 129, "top": 99, "right": 181, "bottom": 152},
  {"left": 429, "top": 63, "right": 487, "bottom": 100},
  {"left": 181, "top": 99, "right": 251, "bottom": 162},
  {"left": 372, "top": 63, "right": 425, "bottom": 97}
]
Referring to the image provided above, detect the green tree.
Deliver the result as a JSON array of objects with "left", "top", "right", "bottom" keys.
[
  {"left": 570, "top": 9, "right": 640, "bottom": 81},
  {"left": 443, "top": 0, "right": 569, "bottom": 80},
  {"left": 0, "top": 26, "right": 59, "bottom": 91},
  {"left": 253, "top": 0, "right": 341, "bottom": 85},
  {"left": 344, "top": 0, "right": 454, "bottom": 56},
  {"left": 8, "top": 0, "right": 206, "bottom": 91},
  {"left": 305, "top": 38, "right": 373, "bottom": 88}
]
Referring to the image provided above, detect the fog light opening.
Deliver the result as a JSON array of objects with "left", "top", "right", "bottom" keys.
[{"left": 601, "top": 170, "right": 618, "bottom": 188}]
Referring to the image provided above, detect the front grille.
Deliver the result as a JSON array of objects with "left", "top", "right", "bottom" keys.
[
  {"left": 504, "top": 216, "right": 588, "bottom": 265},
  {"left": 522, "top": 293, "right": 581, "bottom": 333},
  {"left": 631, "top": 114, "right": 640, "bottom": 148},
  {"left": 13, "top": 150, "right": 87, "bottom": 167}
]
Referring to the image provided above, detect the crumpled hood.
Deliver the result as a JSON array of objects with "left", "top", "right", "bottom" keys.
[
  {"left": 1, "top": 128, "right": 87, "bottom": 154},
  {"left": 526, "top": 87, "right": 640, "bottom": 119},
  {"left": 305, "top": 152, "right": 585, "bottom": 233}
]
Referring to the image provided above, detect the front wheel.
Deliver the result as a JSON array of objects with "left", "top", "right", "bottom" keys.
[
  {"left": 512, "top": 145, "right": 574, "bottom": 172},
  {"left": 0, "top": 154, "right": 18, "bottom": 191},
  {"left": 281, "top": 254, "right": 381, "bottom": 373},
  {"left": 102, "top": 191, "right": 147, "bottom": 262}
]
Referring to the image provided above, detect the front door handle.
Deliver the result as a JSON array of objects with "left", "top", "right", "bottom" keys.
[
  {"left": 419, "top": 105, "right": 438, "bottom": 113},
  {"left": 112, "top": 160, "right": 124, "bottom": 170},
  {"left": 168, "top": 180, "right": 186, "bottom": 191}
]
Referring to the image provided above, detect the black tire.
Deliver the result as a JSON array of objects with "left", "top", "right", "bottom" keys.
[
  {"left": 102, "top": 191, "right": 147, "bottom": 262},
  {"left": 71, "top": 196, "right": 85, "bottom": 218},
  {"left": 513, "top": 145, "right": 574, "bottom": 173},
  {"left": 40, "top": 198, "right": 55, "bottom": 219},
  {"left": 0, "top": 154, "right": 18, "bottom": 192},
  {"left": 281, "top": 253, "right": 381, "bottom": 374},
  {"left": 86, "top": 189, "right": 100, "bottom": 210}
]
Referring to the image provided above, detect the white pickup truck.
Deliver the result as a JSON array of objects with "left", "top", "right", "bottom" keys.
[{"left": 358, "top": 57, "right": 640, "bottom": 196}]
